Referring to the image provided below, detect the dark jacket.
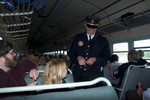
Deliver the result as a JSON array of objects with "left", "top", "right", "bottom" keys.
[
  {"left": 137, "top": 58, "right": 147, "bottom": 65},
  {"left": 68, "top": 32, "right": 110, "bottom": 68},
  {"left": 68, "top": 32, "right": 110, "bottom": 81},
  {"left": 113, "top": 61, "right": 138, "bottom": 86}
]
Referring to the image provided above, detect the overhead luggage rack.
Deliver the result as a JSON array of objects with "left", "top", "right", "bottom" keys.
[{"left": 0, "top": 0, "right": 42, "bottom": 53}]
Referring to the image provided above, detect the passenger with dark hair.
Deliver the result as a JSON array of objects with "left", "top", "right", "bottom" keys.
[
  {"left": 108, "top": 49, "right": 139, "bottom": 86},
  {"left": 38, "top": 55, "right": 46, "bottom": 71},
  {"left": 0, "top": 40, "right": 39, "bottom": 98},
  {"left": 109, "top": 54, "right": 119, "bottom": 63},
  {"left": 108, "top": 54, "right": 121, "bottom": 70},
  {"left": 68, "top": 15, "right": 110, "bottom": 82}
]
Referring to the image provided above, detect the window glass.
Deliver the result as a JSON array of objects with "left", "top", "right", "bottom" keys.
[
  {"left": 61, "top": 50, "right": 63, "bottom": 54},
  {"left": 113, "top": 42, "right": 128, "bottom": 63},
  {"left": 134, "top": 39, "right": 150, "bottom": 48},
  {"left": 64, "top": 51, "right": 67, "bottom": 55},
  {"left": 113, "top": 52, "right": 128, "bottom": 63},
  {"left": 113, "top": 42, "right": 128, "bottom": 51},
  {"left": 134, "top": 39, "right": 150, "bottom": 61}
]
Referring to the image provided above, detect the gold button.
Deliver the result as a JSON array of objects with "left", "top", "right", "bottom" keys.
[
  {"left": 86, "top": 53, "right": 88, "bottom": 55},
  {"left": 86, "top": 57, "right": 88, "bottom": 59},
  {"left": 88, "top": 45, "right": 90, "bottom": 48}
]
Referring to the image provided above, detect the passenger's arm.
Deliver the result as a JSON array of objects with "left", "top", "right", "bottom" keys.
[{"left": 108, "top": 63, "right": 117, "bottom": 80}]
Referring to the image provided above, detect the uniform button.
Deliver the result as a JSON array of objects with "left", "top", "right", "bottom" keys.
[
  {"left": 86, "top": 57, "right": 88, "bottom": 59},
  {"left": 88, "top": 45, "right": 90, "bottom": 48},
  {"left": 86, "top": 53, "right": 88, "bottom": 55}
]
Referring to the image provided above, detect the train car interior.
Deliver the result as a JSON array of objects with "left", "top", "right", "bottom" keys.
[{"left": 0, "top": 0, "right": 150, "bottom": 100}]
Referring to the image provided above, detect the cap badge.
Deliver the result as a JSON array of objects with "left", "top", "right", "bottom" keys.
[
  {"left": 78, "top": 41, "right": 84, "bottom": 46},
  {"left": 91, "top": 20, "right": 94, "bottom": 24}
]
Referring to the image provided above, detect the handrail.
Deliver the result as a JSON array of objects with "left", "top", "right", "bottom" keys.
[
  {"left": 26, "top": 68, "right": 73, "bottom": 75},
  {"left": 0, "top": 11, "right": 34, "bottom": 17},
  {"left": 0, "top": 77, "right": 111, "bottom": 94}
]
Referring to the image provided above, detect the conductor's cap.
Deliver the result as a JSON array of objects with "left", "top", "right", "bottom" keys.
[{"left": 85, "top": 15, "right": 100, "bottom": 28}]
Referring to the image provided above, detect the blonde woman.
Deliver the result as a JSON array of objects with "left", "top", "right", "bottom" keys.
[
  {"left": 42, "top": 59, "right": 67, "bottom": 85},
  {"left": 26, "top": 54, "right": 39, "bottom": 66}
]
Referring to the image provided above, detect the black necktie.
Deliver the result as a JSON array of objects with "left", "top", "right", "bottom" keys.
[{"left": 89, "top": 35, "right": 92, "bottom": 41}]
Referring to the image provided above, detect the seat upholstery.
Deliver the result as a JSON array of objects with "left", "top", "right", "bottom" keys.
[
  {"left": 114, "top": 65, "right": 150, "bottom": 100},
  {"left": 1, "top": 86, "right": 118, "bottom": 100}
]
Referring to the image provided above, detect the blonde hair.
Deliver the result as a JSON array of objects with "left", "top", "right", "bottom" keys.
[
  {"left": 138, "top": 50, "right": 144, "bottom": 58},
  {"left": 26, "top": 54, "right": 38, "bottom": 66},
  {"left": 42, "top": 59, "right": 67, "bottom": 85}
]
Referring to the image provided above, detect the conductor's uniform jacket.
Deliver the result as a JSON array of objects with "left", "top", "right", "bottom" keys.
[{"left": 68, "top": 32, "right": 110, "bottom": 82}]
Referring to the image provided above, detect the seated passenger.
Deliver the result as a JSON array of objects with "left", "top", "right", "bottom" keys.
[
  {"left": 127, "top": 86, "right": 150, "bottom": 100},
  {"left": 107, "top": 54, "right": 122, "bottom": 70},
  {"left": 42, "top": 59, "right": 67, "bottom": 85},
  {"left": 137, "top": 50, "right": 148, "bottom": 65},
  {"left": 0, "top": 40, "right": 39, "bottom": 98},
  {"left": 25, "top": 53, "right": 39, "bottom": 66},
  {"left": 108, "top": 49, "right": 139, "bottom": 86},
  {"left": 38, "top": 55, "right": 46, "bottom": 71}
]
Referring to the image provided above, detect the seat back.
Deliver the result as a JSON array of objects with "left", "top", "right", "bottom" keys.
[
  {"left": 104, "top": 66, "right": 120, "bottom": 86},
  {"left": 116, "top": 65, "right": 150, "bottom": 100},
  {"left": 0, "top": 77, "right": 118, "bottom": 100},
  {"left": 28, "top": 86, "right": 118, "bottom": 100}
]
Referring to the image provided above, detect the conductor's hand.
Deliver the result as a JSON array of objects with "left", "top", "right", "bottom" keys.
[
  {"left": 86, "top": 57, "right": 96, "bottom": 65},
  {"left": 29, "top": 69, "right": 39, "bottom": 81},
  {"left": 77, "top": 56, "right": 85, "bottom": 65}
]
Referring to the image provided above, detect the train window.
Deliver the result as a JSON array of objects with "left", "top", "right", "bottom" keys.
[
  {"left": 134, "top": 39, "right": 150, "bottom": 62},
  {"left": 58, "top": 51, "right": 61, "bottom": 55},
  {"left": 113, "top": 42, "right": 128, "bottom": 63},
  {"left": 0, "top": 37, "right": 2, "bottom": 40},
  {"left": 64, "top": 51, "right": 67, "bottom": 55},
  {"left": 61, "top": 50, "right": 63, "bottom": 55},
  {"left": 134, "top": 39, "right": 150, "bottom": 48}
]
